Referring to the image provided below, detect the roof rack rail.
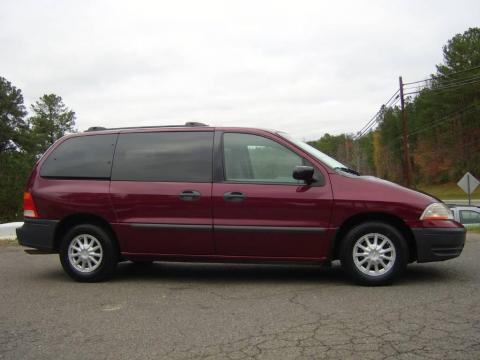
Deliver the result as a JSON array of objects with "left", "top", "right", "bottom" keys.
[
  {"left": 85, "top": 122, "right": 209, "bottom": 132},
  {"left": 184, "top": 122, "right": 208, "bottom": 127},
  {"left": 86, "top": 126, "right": 107, "bottom": 132}
]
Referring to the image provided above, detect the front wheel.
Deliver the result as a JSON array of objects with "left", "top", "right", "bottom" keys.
[
  {"left": 340, "top": 222, "right": 408, "bottom": 285},
  {"left": 59, "top": 224, "right": 118, "bottom": 282}
]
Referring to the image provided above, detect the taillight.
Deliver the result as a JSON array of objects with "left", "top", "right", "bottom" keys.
[{"left": 23, "top": 192, "right": 39, "bottom": 218}]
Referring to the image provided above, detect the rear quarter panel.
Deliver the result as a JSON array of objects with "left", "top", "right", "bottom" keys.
[{"left": 32, "top": 177, "right": 116, "bottom": 223}]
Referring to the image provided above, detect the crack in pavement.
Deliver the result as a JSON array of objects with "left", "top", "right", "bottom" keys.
[{"left": 1, "top": 235, "right": 480, "bottom": 359}]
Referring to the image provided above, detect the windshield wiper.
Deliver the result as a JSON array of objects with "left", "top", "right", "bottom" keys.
[{"left": 334, "top": 167, "right": 360, "bottom": 176}]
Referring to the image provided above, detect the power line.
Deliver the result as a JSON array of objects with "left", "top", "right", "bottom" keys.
[
  {"left": 356, "top": 112, "right": 382, "bottom": 138},
  {"left": 428, "top": 76, "right": 480, "bottom": 90},
  {"left": 355, "top": 98, "right": 401, "bottom": 139},
  {"left": 404, "top": 76, "right": 480, "bottom": 96},
  {"left": 355, "top": 108, "right": 383, "bottom": 138},
  {"left": 354, "top": 90, "right": 400, "bottom": 139},
  {"left": 407, "top": 103, "right": 479, "bottom": 137},
  {"left": 355, "top": 65, "right": 480, "bottom": 142},
  {"left": 360, "top": 109, "right": 480, "bottom": 158},
  {"left": 407, "top": 136, "right": 480, "bottom": 158},
  {"left": 436, "top": 64, "right": 480, "bottom": 77},
  {"left": 404, "top": 73, "right": 480, "bottom": 92},
  {"left": 403, "top": 73, "right": 480, "bottom": 93},
  {"left": 431, "top": 73, "right": 480, "bottom": 86},
  {"left": 406, "top": 74, "right": 480, "bottom": 92},
  {"left": 405, "top": 85, "right": 478, "bottom": 99},
  {"left": 403, "top": 64, "right": 480, "bottom": 86},
  {"left": 384, "top": 89, "right": 400, "bottom": 107},
  {"left": 385, "top": 95, "right": 400, "bottom": 108}
]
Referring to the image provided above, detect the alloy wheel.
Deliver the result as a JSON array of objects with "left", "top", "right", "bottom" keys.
[
  {"left": 352, "top": 233, "right": 396, "bottom": 276},
  {"left": 68, "top": 234, "right": 103, "bottom": 273}
]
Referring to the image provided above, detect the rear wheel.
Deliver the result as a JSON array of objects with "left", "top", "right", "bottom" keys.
[
  {"left": 59, "top": 224, "right": 118, "bottom": 282},
  {"left": 340, "top": 222, "right": 408, "bottom": 285}
]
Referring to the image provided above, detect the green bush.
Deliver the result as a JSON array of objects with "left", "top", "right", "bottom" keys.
[{"left": 0, "top": 153, "right": 35, "bottom": 222}]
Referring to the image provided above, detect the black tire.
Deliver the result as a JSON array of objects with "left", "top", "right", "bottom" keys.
[
  {"left": 59, "top": 224, "right": 118, "bottom": 282},
  {"left": 340, "top": 222, "right": 408, "bottom": 286}
]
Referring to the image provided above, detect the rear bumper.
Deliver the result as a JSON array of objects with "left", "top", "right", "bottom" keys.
[
  {"left": 412, "top": 227, "right": 466, "bottom": 263},
  {"left": 16, "top": 219, "right": 58, "bottom": 251}
]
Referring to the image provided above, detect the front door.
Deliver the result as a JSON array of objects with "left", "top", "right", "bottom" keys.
[
  {"left": 213, "top": 131, "right": 333, "bottom": 259},
  {"left": 110, "top": 130, "right": 215, "bottom": 255}
]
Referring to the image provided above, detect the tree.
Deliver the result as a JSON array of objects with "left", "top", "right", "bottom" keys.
[
  {"left": 0, "top": 152, "right": 35, "bottom": 222},
  {"left": 308, "top": 133, "right": 356, "bottom": 168},
  {"left": 416, "top": 27, "right": 480, "bottom": 183},
  {"left": 0, "top": 77, "right": 32, "bottom": 221},
  {"left": 436, "top": 27, "right": 480, "bottom": 75},
  {"left": 28, "top": 94, "right": 76, "bottom": 155},
  {"left": 321, "top": 27, "right": 480, "bottom": 186},
  {"left": 0, "top": 77, "right": 27, "bottom": 153}
]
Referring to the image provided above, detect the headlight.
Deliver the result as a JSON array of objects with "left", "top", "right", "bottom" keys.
[{"left": 420, "top": 202, "right": 453, "bottom": 220}]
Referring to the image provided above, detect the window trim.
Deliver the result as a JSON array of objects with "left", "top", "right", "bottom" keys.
[{"left": 216, "top": 131, "right": 325, "bottom": 187}]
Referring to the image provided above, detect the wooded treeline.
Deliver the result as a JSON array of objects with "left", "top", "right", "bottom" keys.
[
  {"left": 309, "top": 28, "right": 480, "bottom": 186},
  {"left": 0, "top": 79, "right": 76, "bottom": 222},
  {"left": 1, "top": 28, "right": 479, "bottom": 222}
]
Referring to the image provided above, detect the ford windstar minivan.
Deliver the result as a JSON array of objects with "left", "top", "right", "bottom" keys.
[{"left": 17, "top": 123, "right": 466, "bottom": 285}]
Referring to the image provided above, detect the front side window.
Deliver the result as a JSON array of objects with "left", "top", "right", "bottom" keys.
[
  {"left": 460, "top": 210, "right": 480, "bottom": 224},
  {"left": 40, "top": 134, "right": 117, "bottom": 179},
  {"left": 112, "top": 131, "right": 213, "bottom": 182},
  {"left": 223, "top": 133, "right": 312, "bottom": 184}
]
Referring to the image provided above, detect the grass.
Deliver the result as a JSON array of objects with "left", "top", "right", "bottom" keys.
[
  {"left": 417, "top": 182, "right": 480, "bottom": 200},
  {"left": 468, "top": 226, "right": 480, "bottom": 234}
]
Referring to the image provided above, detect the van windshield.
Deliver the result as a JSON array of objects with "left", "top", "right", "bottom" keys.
[{"left": 277, "top": 131, "right": 351, "bottom": 172}]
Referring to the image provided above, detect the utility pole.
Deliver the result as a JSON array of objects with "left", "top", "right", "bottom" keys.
[
  {"left": 355, "top": 139, "right": 360, "bottom": 173},
  {"left": 344, "top": 135, "right": 350, "bottom": 162},
  {"left": 399, "top": 76, "right": 411, "bottom": 187}
]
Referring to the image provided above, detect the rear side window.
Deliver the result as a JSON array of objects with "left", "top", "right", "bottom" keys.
[
  {"left": 41, "top": 134, "right": 117, "bottom": 179},
  {"left": 112, "top": 131, "right": 213, "bottom": 182}
]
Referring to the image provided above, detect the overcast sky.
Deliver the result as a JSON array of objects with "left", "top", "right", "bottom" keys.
[{"left": 1, "top": 0, "right": 479, "bottom": 140}]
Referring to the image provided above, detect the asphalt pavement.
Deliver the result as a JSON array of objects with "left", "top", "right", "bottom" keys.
[{"left": 1, "top": 234, "right": 480, "bottom": 360}]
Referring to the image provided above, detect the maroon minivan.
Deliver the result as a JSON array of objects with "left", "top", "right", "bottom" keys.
[{"left": 16, "top": 123, "right": 466, "bottom": 285}]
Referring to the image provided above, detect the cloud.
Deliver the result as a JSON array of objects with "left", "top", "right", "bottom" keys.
[{"left": 1, "top": 0, "right": 479, "bottom": 140}]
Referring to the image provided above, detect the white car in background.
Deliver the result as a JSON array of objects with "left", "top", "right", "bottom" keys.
[{"left": 450, "top": 206, "right": 480, "bottom": 227}]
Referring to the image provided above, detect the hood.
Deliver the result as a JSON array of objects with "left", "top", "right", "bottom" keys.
[
  {"left": 360, "top": 175, "right": 441, "bottom": 203},
  {"left": 330, "top": 173, "right": 438, "bottom": 214}
]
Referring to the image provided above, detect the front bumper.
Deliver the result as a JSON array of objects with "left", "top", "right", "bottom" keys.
[
  {"left": 412, "top": 227, "right": 466, "bottom": 263},
  {"left": 16, "top": 219, "right": 59, "bottom": 251}
]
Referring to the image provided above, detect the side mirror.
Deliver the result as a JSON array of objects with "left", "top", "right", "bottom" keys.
[{"left": 292, "top": 166, "right": 315, "bottom": 184}]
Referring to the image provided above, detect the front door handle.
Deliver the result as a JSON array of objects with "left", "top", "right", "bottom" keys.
[
  {"left": 223, "top": 191, "right": 246, "bottom": 202},
  {"left": 179, "top": 190, "right": 201, "bottom": 201}
]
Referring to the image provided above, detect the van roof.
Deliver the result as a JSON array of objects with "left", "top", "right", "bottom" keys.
[
  {"left": 85, "top": 122, "right": 210, "bottom": 132},
  {"left": 82, "top": 123, "right": 278, "bottom": 135}
]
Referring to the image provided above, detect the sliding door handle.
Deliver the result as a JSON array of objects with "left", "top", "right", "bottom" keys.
[
  {"left": 223, "top": 191, "right": 246, "bottom": 202},
  {"left": 179, "top": 190, "right": 201, "bottom": 201}
]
